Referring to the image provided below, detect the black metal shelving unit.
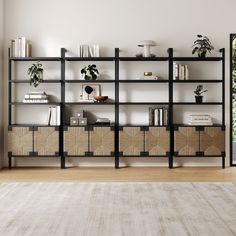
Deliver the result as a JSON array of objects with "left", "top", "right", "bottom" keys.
[{"left": 8, "top": 47, "right": 226, "bottom": 169}]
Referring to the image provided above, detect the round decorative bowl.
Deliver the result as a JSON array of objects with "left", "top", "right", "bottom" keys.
[{"left": 94, "top": 96, "right": 108, "bottom": 103}]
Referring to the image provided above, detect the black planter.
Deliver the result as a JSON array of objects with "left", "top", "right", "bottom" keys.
[
  {"left": 195, "top": 96, "right": 203, "bottom": 103},
  {"left": 198, "top": 52, "right": 206, "bottom": 58}
]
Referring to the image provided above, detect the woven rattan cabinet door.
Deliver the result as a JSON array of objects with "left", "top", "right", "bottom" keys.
[
  {"left": 119, "top": 127, "right": 144, "bottom": 156},
  {"left": 200, "top": 127, "right": 225, "bottom": 156},
  {"left": 174, "top": 127, "right": 199, "bottom": 156},
  {"left": 34, "top": 127, "right": 59, "bottom": 156},
  {"left": 89, "top": 127, "right": 114, "bottom": 156},
  {"left": 145, "top": 127, "right": 170, "bottom": 156},
  {"left": 8, "top": 127, "right": 33, "bottom": 156},
  {"left": 64, "top": 127, "right": 88, "bottom": 156}
]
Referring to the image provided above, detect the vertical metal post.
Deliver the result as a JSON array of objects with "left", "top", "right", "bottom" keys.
[
  {"left": 168, "top": 48, "right": 174, "bottom": 168},
  {"left": 230, "top": 35, "right": 234, "bottom": 166},
  {"left": 60, "top": 48, "right": 66, "bottom": 169},
  {"left": 8, "top": 49, "right": 12, "bottom": 168},
  {"left": 115, "top": 48, "right": 119, "bottom": 168}
]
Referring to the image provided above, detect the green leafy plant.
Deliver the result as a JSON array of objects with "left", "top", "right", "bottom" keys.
[
  {"left": 192, "top": 35, "right": 214, "bottom": 58},
  {"left": 28, "top": 61, "right": 43, "bottom": 87},
  {"left": 194, "top": 85, "right": 207, "bottom": 96},
  {"left": 81, "top": 64, "right": 99, "bottom": 81}
]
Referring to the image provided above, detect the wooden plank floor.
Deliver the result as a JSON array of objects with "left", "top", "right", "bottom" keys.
[{"left": 0, "top": 167, "right": 236, "bottom": 182}]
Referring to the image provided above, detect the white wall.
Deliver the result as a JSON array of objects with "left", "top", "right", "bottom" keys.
[
  {"left": 3, "top": 0, "right": 235, "bottom": 167},
  {"left": 0, "top": 0, "right": 4, "bottom": 168}
]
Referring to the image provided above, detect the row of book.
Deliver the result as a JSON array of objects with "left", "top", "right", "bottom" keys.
[
  {"left": 173, "top": 63, "right": 189, "bottom": 80},
  {"left": 149, "top": 107, "right": 168, "bottom": 126},
  {"left": 10, "top": 37, "right": 32, "bottom": 57},
  {"left": 47, "top": 106, "right": 60, "bottom": 125},
  {"left": 79, "top": 44, "right": 100, "bottom": 57},
  {"left": 23, "top": 91, "right": 49, "bottom": 103},
  {"left": 188, "top": 114, "right": 213, "bottom": 125}
]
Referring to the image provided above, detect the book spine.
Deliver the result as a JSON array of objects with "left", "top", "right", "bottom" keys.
[
  {"left": 21, "top": 37, "right": 26, "bottom": 57},
  {"left": 25, "top": 95, "right": 47, "bottom": 99},
  {"left": 159, "top": 108, "right": 163, "bottom": 126},
  {"left": 51, "top": 107, "right": 57, "bottom": 125},
  {"left": 149, "top": 107, "right": 154, "bottom": 126},
  {"left": 154, "top": 109, "right": 159, "bottom": 126},
  {"left": 56, "top": 106, "right": 60, "bottom": 125},
  {"left": 48, "top": 107, "right": 52, "bottom": 125}
]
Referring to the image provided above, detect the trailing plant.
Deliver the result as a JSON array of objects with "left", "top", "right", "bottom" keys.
[
  {"left": 28, "top": 61, "right": 43, "bottom": 87},
  {"left": 192, "top": 35, "right": 214, "bottom": 57},
  {"left": 194, "top": 85, "right": 207, "bottom": 96},
  {"left": 81, "top": 64, "right": 99, "bottom": 81}
]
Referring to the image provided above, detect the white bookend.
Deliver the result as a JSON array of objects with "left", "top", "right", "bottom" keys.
[
  {"left": 159, "top": 108, "right": 163, "bottom": 126},
  {"left": 21, "top": 37, "right": 26, "bottom": 57},
  {"left": 180, "top": 65, "right": 185, "bottom": 80},
  {"left": 18, "top": 38, "right": 22, "bottom": 57},
  {"left": 51, "top": 107, "right": 57, "bottom": 125},
  {"left": 47, "top": 107, "right": 52, "bottom": 125},
  {"left": 154, "top": 109, "right": 159, "bottom": 126},
  {"left": 56, "top": 106, "right": 60, "bottom": 125},
  {"left": 14, "top": 38, "right": 19, "bottom": 57},
  {"left": 173, "top": 63, "right": 177, "bottom": 80},
  {"left": 89, "top": 46, "right": 94, "bottom": 57},
  {"left": 185, "top": 65, "right": 189, "bottom": 80}
]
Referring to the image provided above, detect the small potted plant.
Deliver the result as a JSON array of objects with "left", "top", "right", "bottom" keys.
[
  {"left": 194, "top": 85, "right": 207, "bottom": 103},
  {"left": 192, "top": 35, "right": 214, "bottom": 58},
  {"left": 81, "top": 64, "right": 99, "bottom": 81},
  {"left": 28, "top": 61, "right": 44, "bottom": 87}
]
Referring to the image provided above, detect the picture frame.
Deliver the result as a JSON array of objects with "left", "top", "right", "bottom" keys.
[{"left": 82, "top": 84, "right": 101, "bottom": 100}]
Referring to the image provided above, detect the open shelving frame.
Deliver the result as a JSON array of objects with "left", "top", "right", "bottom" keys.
[{"left": 8, "top": 47, "right": 225, "bottom": 168}]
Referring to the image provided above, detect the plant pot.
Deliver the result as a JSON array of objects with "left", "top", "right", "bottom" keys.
[
  {"left": 198, "top": 52, "right": 206, "bottom": 58},
  {"left": 195, "top": 96, "right": 203, "bottom": 103}
]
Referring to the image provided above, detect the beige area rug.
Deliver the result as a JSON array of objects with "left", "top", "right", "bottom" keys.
[{"left": 0, "top": 183, "right": 236, "bottom": 236}]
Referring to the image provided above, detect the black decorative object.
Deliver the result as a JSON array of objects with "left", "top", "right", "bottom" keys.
[
  {"left": 84, "top": 85, "right": 94, "bottom": 100},
  {"left": 194, "top": 85, "right": 207, "bottom": 103}
]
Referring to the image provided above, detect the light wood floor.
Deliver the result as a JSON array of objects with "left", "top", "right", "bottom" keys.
[{"left": 0, "top": 167, "right": 236, "bottom": 182}]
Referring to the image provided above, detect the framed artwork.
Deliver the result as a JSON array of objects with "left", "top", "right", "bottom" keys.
[{"left": 82, "top": 84, "right": 101, "bottom": 100}]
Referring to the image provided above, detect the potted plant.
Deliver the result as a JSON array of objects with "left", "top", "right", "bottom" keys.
[
  {"left": 28, "top": 61, "right": 44, "bottom": 87},
  {"left": 81, "top": 64, "right": 99, "bottom": 81},
  {"left": 194, "top": 85, "right": 207, "bottom": 103},
  {"left": 192, "top": 35, "right": 214, "bottom": 58}
]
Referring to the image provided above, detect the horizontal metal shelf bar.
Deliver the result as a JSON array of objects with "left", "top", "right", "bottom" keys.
[
  {"left": 9, "top": 155, "right": 60, "bottom": 158},
  {"left": 173, "top": 80, "right": 222, "bottom": 83},
  {"left": 65, "top": 102, "right": 115, "bottom": 105},
  {"left": 65, "top": 57, "right": 115, "bottom": 61},
  {"left": 9, "top": 80, "right": 62, "bottom": 83},
  {"left": 173, "top": 57, "right": 222, "bottom": 61},
  {"left": 173, "top": 155, "right": 223, "bottom": 157},
  {"left": 120, "top": 155, "right": 168, "bottom": 157},
  {"left": 9, "top": 124, "right": 60, "bottom": 127},
  {"left": 65, "top": 80, "right": 115, "bottom": 83},
  {"left": 65, "top": 155, "right": 114, "bottom": 157},
  {"left": 10, "top": 102, "right": 61, "bottom": 105},
  {"left": 119, "top": 80, "right": 169, "bottom": 83},
  {"left": 173, "top": 102, "right": 222, "bottom": 105},
  {"left": 9, "top": 57, "right": 61, "bottom": 61},
  {"left": 119, "top": 102, "right": 169, "bottom": 105},
  {"left": 119, "top": 57, "right": 169, "bottom": 61}
]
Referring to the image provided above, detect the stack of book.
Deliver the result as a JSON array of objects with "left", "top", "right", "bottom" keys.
[
  {"left": 79, "top": 44, "right": 100, "bottom": 57},
  {"left": 173, "top": 63, "right": 189, "bottom": 80},
  {"left": 10, "top": 37, "right": 31, "bottom": 57},
  {"left": 48, "top": 106, "right": 60, "bottom": 125},
  {"left": 188, "top": 114, "right": 213, "bottom": 126},
  {"left": 149, "top": 107, "right": 168, "bottom": 126},
  {"left": 23, "top": 91, "right": 49, "bottom": 103}
]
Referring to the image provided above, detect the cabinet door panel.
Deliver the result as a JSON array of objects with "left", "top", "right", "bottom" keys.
[
  {"left": 64, "top": 127, "right": 88, "bottom": 156},
  {"left": 8, "top": 127, "right": 33, "bottom": 156},
  {"left": 200, "top": 127, "right": 225, "bottom": 155},
  {"left": 145, "top": 127, "right": 170, "bottom": 156},
  {"left": 174, "top": 127, "right": 199, "bottom": 156},
  {"left": 34, "top": 127, "right": 59, "bottom": 155},
  {"left": 119, "top": 127, "right": 144, "bottom": 156},
  {"left": 89, "top": 127, "right": 114, "bottom": 156}
]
